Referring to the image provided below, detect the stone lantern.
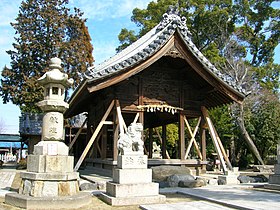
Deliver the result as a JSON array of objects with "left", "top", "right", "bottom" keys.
[
  {"left": 37, "top": 57, "right": 73, "bottom": 142},
  {"left": 5, "top": 58, "right": 91, "bottom": 209}
]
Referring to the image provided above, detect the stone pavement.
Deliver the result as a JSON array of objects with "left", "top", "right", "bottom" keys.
[
  {"left": 1, "top": 167, "right": 280, "bottom": 210},
  {"left": 0, "top": 170, "right": 16, "bottom": 197},
  {"left": 141, "top": 200, "right": 234, "bottom": 210},
  {"left": 141, "top": 184, "right": 280, "bottom": 210}
]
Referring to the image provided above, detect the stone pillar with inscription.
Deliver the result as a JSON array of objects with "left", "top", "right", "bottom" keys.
[
  {"left": 265, "top": 144, "right": 280, "bottom": 190},
  {"left": 5, "top": 58, "right": 91, "bottom": 209},
  {"left": 100, "top": 123, "right": 166, "bottom": 206}
]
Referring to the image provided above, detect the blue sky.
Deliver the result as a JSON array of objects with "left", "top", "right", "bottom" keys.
[
  {"left": 0, "top": 0, "right": 279, "bottom": 134},
  {"left": 0, "top": 0, "right": 151, "bottom": 133}
]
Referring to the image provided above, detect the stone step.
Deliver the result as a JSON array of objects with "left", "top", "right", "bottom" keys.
[{"left": 106, "top": 182, "right": 159, "bottom": 197}]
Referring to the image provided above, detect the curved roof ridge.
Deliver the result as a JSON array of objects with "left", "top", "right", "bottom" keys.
[
  {"left": 84, "top": 10, "right": 247, "bottom": 95},
  {"left": 84, "top": 24, "right": 160, "bottom": 79}
]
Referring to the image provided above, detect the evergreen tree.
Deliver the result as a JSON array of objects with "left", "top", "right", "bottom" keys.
[{"left": 0, "top": 0, "right": 94, "bottom": 112}]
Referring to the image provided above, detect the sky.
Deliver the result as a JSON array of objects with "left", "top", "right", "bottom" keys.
[
  {"left": 0, "top": 0, "right": 279, "bottom": 134},
  {"left": 0, "top": 0, "right": 151, "bottom": 134}
]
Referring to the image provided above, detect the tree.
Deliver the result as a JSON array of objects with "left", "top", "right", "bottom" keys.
[
  {"left": 0, "top": 0, "right": 94, "bottom": 113},
  {"left": 117, "top": 0, "right": 280, "bottom": 165},
  {"left": 117, "top": 0, "right": 235, "bottom": 62},
  {"left": 233, "top": 0, "right": 280, "bottom": 66}
]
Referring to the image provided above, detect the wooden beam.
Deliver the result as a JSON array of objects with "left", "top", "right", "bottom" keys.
[
  {"left": 133, "top": 113, "right": 140, "bottom": 123},
  {"left": 89, "top": 129, "right": 102, "bottom": 158},
  {"left": 68, "top": 118, "right": 87, "bottom": 150},
  {"left": 213, "top": 121, "right": 233, "bottom": 171},
  {"left": 96, "top": 141, "right": 102, "bottom": 157},
  {"left": 161, "top": 126, "right": 167, "bottom": 159},
  {"left": 74, "top": 100, "right": 115, "bottom": 171},
  {"left": 148, "top": 128, "right": 153, "bottom": 158},
  {"left": 201, "top": 106, "right": 232, "bottom": 170},
  {"left": 200, "top": 118, "right": 207, "bottom": 171},
  {"left": 138, "top": 77, "right": 144, "bottom": 142},
  {"left": 201, "top": 106, "right": 228, "bottom": 174},
  {"left": 184, "top": 116, "right": 202, "bottom": 160},
  {"left": 101, "top": 126, "right": 107, "bottom": 159},
  {"left": 154, "top": 127, "right": 170, "bottom": 159},
  {"left": 103, "top": 121, "right": 114, "bottom": 125},
  {"left": 174, "top": 35, "right": 244, "bottom": 104},
  {"left": 179, "top": 113, "right": 185, "bottom": 159},
  {"left": 113, "top": 110, "right": 119, "bottom": 161},
  {"left": 116, "top": 100, "right": 125, "bottom": 135}
]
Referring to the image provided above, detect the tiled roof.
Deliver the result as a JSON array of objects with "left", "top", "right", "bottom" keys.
[
  {"left": 84, "top": 10, "right": 247, "bottom": 95},
  {"left": 0, "top": 134, "right": 21, "bottom": 142}
]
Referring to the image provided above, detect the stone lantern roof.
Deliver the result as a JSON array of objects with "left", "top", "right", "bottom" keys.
[
  {"left": 38, "top": 57, "right": 73, "bottom": 87},
  {"left": 37, "top": 57, "right": 73, "bottom": 113}
]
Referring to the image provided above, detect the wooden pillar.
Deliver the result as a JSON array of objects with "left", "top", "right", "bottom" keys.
[
  {"left": 20, "top": 141, "right": 23, "bottom": 160},
  {"left": 91, "top": 125, "right": 98, "bottom": 158},
  {"left": 148, "top": 128, "right": 153, "bottom": 158},
  {"left": 162, "top": 124, "right": 167, "bottom": 159},
  {"left": 179, "top": 80, "right": 185, "bottom": 160},
  {"left": 113, "top": 107, "right": 119, "bottom": 161},
  {"left": 138, "top": 77, "right": 144, "bottom": 141},
  {"left": 200, "top": 117, "right": 207, "bottom": 171},
  {"left": 101, "top": 126, "right": 107, "bottom": 159},
  {"left": 179, "top": 112, "right": 185, "bottom": 160}
]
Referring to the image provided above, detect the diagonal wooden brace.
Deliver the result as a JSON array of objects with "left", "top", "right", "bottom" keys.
[
  {"left": 68, "top": 118, "right": 87, "bottom": 150},
  {"left": 74, "top": 100, "right": 115, "bottom": 171},
  {"left": 184, "top": 116, "right": 202, "bottom": 160}
]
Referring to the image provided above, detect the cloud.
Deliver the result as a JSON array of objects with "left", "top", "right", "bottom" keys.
[
  {"left": 69, "top": 0, "right": 152, "bottom": 20},
  {"left": 0, "top": 0, "right": 21, "bottom": 27},
  {"left": 0, "top": 28, "right": 15, "bottom": 70},
  {"left": 92, "top": 39, "right": 118, "bottom": 64}
]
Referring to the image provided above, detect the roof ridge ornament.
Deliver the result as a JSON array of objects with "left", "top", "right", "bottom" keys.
[
  {"left": 156, "top": 4, "right": 191, "bottom": 37},
  {"left": 167, "top": 3, "right": 180, "bottom": 16}
]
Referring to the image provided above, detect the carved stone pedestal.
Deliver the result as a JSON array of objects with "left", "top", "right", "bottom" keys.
[
  {"left": 5, "top": 142, "right": 91, "bottom": 209},
  {"left": 218, "top": 167, "right": 240, "bottom": 185},
  {"left": 100, "top": 155, "right": 166, "bottom": 206},
  {"left": 265, "top": 145, "right": 280, "bottom": 190}
]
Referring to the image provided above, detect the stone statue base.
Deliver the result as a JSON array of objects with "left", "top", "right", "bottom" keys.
[
  {"left": 265, "top": 147, "right": 280, "bottom": 190},
  {"left": 100, "top": 155, "right": 166, "bottom": 206},
  {"left": 5, "top": 141, "right": 92, "bottom": 209}
]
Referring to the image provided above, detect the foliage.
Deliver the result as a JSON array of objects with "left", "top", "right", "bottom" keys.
[
  {"left": 244, "top": 90, "right": 280, "bottom": 161},
  {"left": 255, "top": 63, "right": 280, "bottom": 92},
  {"left": 117, "top": 0, "right": 280, "bottom": 164},
  {"left": 149, "top": 124, "right": 179, "bottom": 158},
  {"left": 0, "top": 0, "right": 93, "bottom": 113},
  {"left": 209, "top": 105, "right": 238, "bottom": 149},
  {"left": 233, "top": 0, "right": 280, "bottom": 66},
  {"left": 165, "top": 123, "right": 179, "bottom": 157}
]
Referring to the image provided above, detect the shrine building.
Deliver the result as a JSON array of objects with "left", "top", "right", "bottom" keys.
[{"left": 64, "top": 9, "right": 247, "bottom": 173}]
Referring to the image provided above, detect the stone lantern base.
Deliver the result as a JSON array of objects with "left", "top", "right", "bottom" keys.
[
  {"left": 5, "top": 191, "right": 91, "bottom": 210},
  {"left": 5, "top": 141, "right": 92, "bottom": 209}
]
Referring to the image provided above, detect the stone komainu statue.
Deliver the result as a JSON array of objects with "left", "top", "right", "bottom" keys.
[{"left": 117, "top": 123, "right": 144, "bottom": 155}]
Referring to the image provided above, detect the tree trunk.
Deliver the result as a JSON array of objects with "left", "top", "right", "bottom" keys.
[
  {"left": 236, "top": 103, "right": 265, "bottom": 165},
  {"left": 230, "top": 137, "right": 237, "bottom": 166}
]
